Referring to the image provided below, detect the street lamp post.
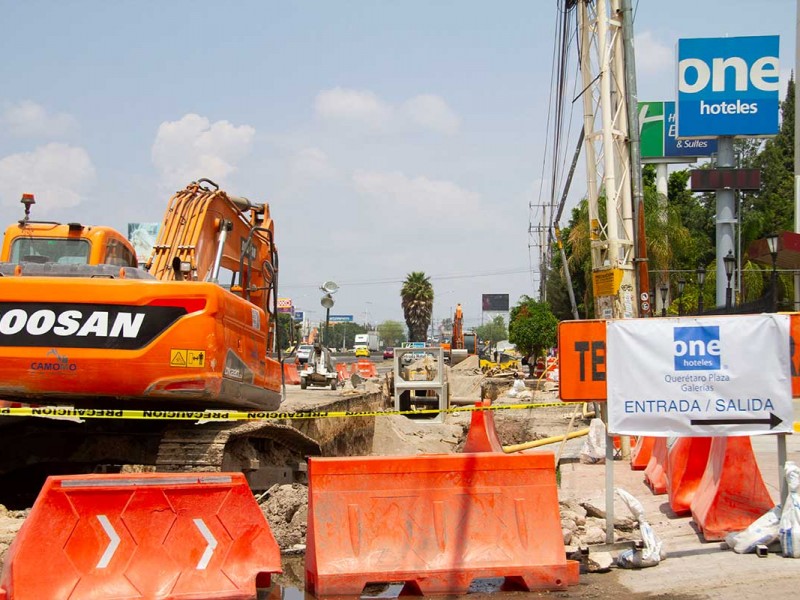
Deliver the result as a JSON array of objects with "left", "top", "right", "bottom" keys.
[
  {"left": 677, "top": 278, "right": 686, "bottom": 317},
  {"left": 659, "top": 283, "right": 669, "bottom": 317},
  {"left": 766, "top": 233, "right": 779, "bottom": 312},
  {"left": 696, "top": 265, "right": 706, "bottom": 314},
  {"left": 320, "top": 281, "right": 339, "bottom": 347},
  {"left": 724, "top": 250, "right": 736, "bottom": 312}
]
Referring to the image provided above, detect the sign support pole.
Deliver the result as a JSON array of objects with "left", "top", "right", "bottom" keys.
[
  {"left": 715, "top": 137, "right": 737, "bottom": 308},
  {"left": 599, "top": 403, "right": 615, "bottom": 544},
  {"left": 778, "top": 433, "right": 788, "bottom": 505}
]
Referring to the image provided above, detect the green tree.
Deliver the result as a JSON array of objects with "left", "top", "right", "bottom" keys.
[
  {"left": 508, "top": 296, "right": 558, "bottom": 367},
  {"left": 475, "top": 315, "right": 507, "bottom": 346},
  {"left": 377, "top": 320, "right": 406, "bottom": 347},
  {"left": 400, "top": 271, "right": 433, "bottom": 342},
  {"left": 328, "top": 322, "right": 366, "bottom": 350},
  {"left": 276, "top": 313, "right": 296, "bottom": 350}
]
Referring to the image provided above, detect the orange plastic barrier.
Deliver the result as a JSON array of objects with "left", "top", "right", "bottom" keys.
[
  {"left": 0, "top": 473, "right": 280, "bottom": 600},
  {"left": 690, "top": 436, "right": 775, "bottom": 542},
  {"left": 305, "top": 453, "right": 579, "bottom": 596},
  {"left": 335, "top": 363, "right": 350, "bottom": 381},
  {"left": 351, "top": 359, "right": 377, "bottom": 378},
  {"left": 283, "top": 361, "right": 300, "bottom": 385},
  {"left": 643, "top": 437, "right": 668, "bottom": 495},
  {"left": 665, "top": 437, "right": 712, "bottom": 515},
  {"left": 462, "top": 401, "right": 503, "bottom": 453},
  {"left": 630, "top": 436, "right": 655, "bottom": 470}
]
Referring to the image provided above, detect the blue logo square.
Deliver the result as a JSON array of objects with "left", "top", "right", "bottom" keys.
[{"left": 673, "top": 326, "right": 721, "bottom": 371}]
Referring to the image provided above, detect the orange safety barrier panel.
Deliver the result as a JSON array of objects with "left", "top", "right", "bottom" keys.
[
  {"left": 462, "top": 401, "right": 503, "bottom": 453},
  {"left": 305, "top": 453, "right": 579, "bottom": 596},
  {"left": 351, "top": 359, "right": 377, "bottom": 378},
  {"left": 335, "top": 363, "right": 350, "bottom": 381},
  {"left": 283, "top": 362, "right": 301, "bottom": 385},
  {"left": 690, "top": 436, "right": 775, "bottom": 542},
  {"left": 630, "top": 436, "right": 655, "bottom": 470},
  {"left": 665, "top": 437, "right": 712, "bottom": 515},
  {"left": 0, "top": 473, "right": 280, "bottom": 600},
  {"left": 643, "top": 437, "right": 668, "bottom": 495}
]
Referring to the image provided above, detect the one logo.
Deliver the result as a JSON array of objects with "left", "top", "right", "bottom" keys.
[{"left": 673, "top": 326, "right": 721, "bottom": 371}]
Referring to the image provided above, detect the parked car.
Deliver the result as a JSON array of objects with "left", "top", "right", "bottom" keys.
[
  {"left": 296, "top": 344, "right": 314, "bottom": 364},
  {"left": 383, "top": 347, "right": 394, "bottom": 360},
  {"left": 354, "top": 346, "right": 370, "bottom": 358}
]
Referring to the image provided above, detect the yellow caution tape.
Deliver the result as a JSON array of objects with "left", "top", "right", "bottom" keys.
[{"left": 0, "top": 402, "right": 568, "bottom": 422}]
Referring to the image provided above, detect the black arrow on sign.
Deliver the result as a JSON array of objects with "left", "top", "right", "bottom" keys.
[{"left": 690, "top": 413, "right": 783, "bottom": 429}]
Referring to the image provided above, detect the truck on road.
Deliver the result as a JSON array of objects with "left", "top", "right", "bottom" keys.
[{"left": 354, "top": 332, "right": 380, "bottom": 352}]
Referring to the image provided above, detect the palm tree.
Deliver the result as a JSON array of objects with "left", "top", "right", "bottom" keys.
[{"left": 400, "top": 271, "right": 433, "bottom": 342}]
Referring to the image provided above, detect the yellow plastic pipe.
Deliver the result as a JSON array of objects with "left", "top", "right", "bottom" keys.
[{"left": 503, "top": 427, "right": 590, "bottom": 453}]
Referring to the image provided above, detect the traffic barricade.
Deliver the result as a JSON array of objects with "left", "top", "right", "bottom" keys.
[
  {"left": 462, "top": 401, "right": 504, "bottom": 453},
  {"left": 351, "top": 359, "right": 377, "bottom": 378},
  {"left": 665, "top": 437, "right": 712, "bottom": 515},
  {"left": 690, "top": 436, "right": 775, "bottom": 541},
  {"left": 630, "top": 436, "right": 655, "bottom": 470},
  {"left": 0, "top": 473, "right": 281, "bottom": 600},
  {"left": 283, "top": 362, "right": 301, "bottom": 385},
  {"left": 643, "top": 437, "right": 668, "bottom": 494},
  {"left": 335, "top": 363, "right": 350, "bottom": 382},
  {"left": 305, "top": 453, "right": 579, "bottom": 596}
]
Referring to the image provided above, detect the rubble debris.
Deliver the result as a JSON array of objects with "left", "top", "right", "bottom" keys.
[{"left": 258, "top": 483, "right": 308, "bottom": 553}]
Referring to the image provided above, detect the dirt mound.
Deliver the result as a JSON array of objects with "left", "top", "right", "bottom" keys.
[{"left": 259, "top": 483, "right": 308, "bottom": 553}]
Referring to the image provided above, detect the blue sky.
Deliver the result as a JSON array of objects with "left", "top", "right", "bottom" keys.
[{"left": 0, "top": 0, "right": 795, "bottom": 331}]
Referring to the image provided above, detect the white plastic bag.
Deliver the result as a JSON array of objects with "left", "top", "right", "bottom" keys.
[
  {"left": 779, "top": 461, "right": 800, "bottom": 558},
  {"left": 616, "top": 488, "right": 665, "bottom": 568},
  {"left": 724, "top": 505, "right": 781, "bottom": 554},
  {"left": 579, "top": 418, "right": 606, "bottom": 464},
  {"left": 507, "top": 378, "right": 526, "bottom": 398}
]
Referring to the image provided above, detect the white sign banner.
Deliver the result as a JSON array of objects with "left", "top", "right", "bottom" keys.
[{"left": 607, "top": 314, "right": 792, "bottom": 437}]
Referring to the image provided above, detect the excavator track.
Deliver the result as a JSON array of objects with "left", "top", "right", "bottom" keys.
[
  {"left": 0, "top": 416, "right": 321, "bottom": 509},
  {"left": 156, "top": 420, "right": 322, "bottom": 488}
]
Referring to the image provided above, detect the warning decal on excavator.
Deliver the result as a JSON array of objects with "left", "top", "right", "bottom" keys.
[{"left": 170, "top": 349, "right": 205, "bottom": 368}]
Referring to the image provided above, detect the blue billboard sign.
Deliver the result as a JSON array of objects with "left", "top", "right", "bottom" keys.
[
  {"left": 293, "top": 311, "right": 304, "bottom": 322},
  {"left": 677, "top": 35, "right": 780, "bottom": 137},
  {"left": 328, "top": 314, "right": 354, "bottom": 323}
]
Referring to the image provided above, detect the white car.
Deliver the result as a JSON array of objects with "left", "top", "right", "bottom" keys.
[{"left": 295, "top": 344, "right": 314, "bottom": 364}]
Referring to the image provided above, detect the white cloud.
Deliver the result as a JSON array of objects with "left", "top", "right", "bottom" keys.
[
  {"left": 314, "top": 88, "right": 460, "bottom": 134},
  {"left": 151, "top": 114, "right": 255, "bottom": 189},
  {"left": 401, "top": 94, "right": 460, "bottom": 135},
  {"left": 635, "top": 31, "right": 673, "bottom": 76},
  {"left": 0, "top": 143, "right": 95, "bottom": 209},
  {"left": 2, "top": 100, "right": 78, "bottom": 138},
  {"left": 352, "top": 169, "right": 480, "bottom": 221},
  {"left": 314, "top": 88, "right": 392, "bottom": 129},
  {"left": 289, "top": 147, "right": 338, "bottom": 180}
]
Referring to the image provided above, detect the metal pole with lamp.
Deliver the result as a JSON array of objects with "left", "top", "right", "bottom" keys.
[
  {"left": 677, "top": 277, "right": 686, "bottom": 316},
  {"left": 767, "top": 233, "right": 779, "bottom": 312},
  {"left": 659, "top": 283, "right": 669, "bottom": 317},
  {"left": 724, "top": 251, "right": 736, "bottom": 312},
  {"left": 319, "top": 281, "right": 339, "bottom": 347},
  {"left": 696, "top": 265, "right": 706, "bottom": 314}
]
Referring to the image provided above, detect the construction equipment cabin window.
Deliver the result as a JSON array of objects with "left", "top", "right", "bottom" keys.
[
  {"left": 11, "top": 238, "right": 90, "bottom": 265},
  {"left": 104, "top": 239, "right": 136, "bottom": 267}
]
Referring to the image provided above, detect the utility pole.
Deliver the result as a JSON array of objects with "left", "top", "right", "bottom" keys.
[{"left": 577, "top": 0, "right": 638, "bottom": 321}]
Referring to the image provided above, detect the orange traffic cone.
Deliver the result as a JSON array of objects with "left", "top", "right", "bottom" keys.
[
  {"left": 462, "top": 401, "right": 504, "bottom": 453},
  {"left": 643, "top": 437, "right": 668, "bottom": 495},
  {"left": 690, "top": 436, "right": 775, "bottom": 542},
  {"left": 666, "top": 437, "right": 712, "bottom": 515},
  {"left": 630, "top": 436, "right": 655, "bottom": 470}
]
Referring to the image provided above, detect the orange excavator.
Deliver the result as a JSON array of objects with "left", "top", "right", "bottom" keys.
[{"left": 0, "top": 180, "right": 319, "bottom": 507}]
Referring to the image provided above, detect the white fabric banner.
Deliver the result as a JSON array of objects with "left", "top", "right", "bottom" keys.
[{"left": 607, "top": 314, "right": 792, "bottom": 436}]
